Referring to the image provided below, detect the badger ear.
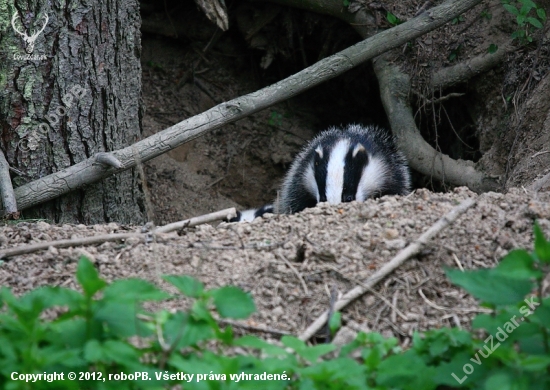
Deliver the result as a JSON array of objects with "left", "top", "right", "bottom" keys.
[
  {"left": 315, "top": 146, "right": 323, "bottom": 159},
  {"left": 352, "top": 143, "right": 366, "bottom": 158}
]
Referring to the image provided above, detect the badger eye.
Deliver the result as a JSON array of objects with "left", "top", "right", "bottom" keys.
[{"left": 345, "top": 195, "right": 354, "bottom": 202}]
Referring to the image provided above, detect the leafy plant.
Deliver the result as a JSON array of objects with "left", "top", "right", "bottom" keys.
[
  {"left": 268, "top": 110, "right": 283, "bottom": 127},
  {"left": 451, "top": 15, "right": 465, "bottom": 25},
  {"left": 480, "top": 9, "right": 492, "bottom": 20},
  {"left": 448, "top": 44, "right": 463, "bottom": 62},
  {"left": 502, "top": 0, "right": 547, "bottom": 44},
  {"left": 386, "top": 12, "right": 403, "bottom": 26}
]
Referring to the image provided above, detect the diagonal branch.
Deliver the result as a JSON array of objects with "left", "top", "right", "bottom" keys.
[{"left": 12, "top": 0, "right": 484, "bottom": 212}]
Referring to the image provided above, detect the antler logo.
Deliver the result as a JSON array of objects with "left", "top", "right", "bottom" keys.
[{"left": 11, "top": 12, "right": 49, "bottom": 54}]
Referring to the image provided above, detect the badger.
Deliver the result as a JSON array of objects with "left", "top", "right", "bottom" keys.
[{"left": 230, "top": 124, "right": 410, "bottom": 222}]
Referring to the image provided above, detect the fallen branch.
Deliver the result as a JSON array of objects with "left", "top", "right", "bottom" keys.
[
  {"left": 13, "top": 0, "right": 484, "bottom": 212},
  {"left": 0, "top": 208, "right": 236, "bottom": 260},
  {"left": 298, "top": 197, "right": 476, "bottom": 341}
]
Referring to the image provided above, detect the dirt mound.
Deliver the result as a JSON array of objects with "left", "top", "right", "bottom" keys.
[{"left": 2, "top": 188, "right": 549, "bottom": 344}]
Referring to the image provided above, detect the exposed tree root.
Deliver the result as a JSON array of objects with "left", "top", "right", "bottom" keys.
[
  {"left": 430, "top": 42, "right": 514, "bottom": 89},
  {"left": 299, "top": 197, "right": 477, "bottom": 342},
  {"left": 373, "top": 57, "right": 499, "bottom": 192}
]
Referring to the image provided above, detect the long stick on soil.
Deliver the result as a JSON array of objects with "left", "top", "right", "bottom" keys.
[
  {"left": 0, "top": 208, "right": 236, "bottom": 260},
  {"left": 298, "top": 197, "right": 477, "bottom": 341}
]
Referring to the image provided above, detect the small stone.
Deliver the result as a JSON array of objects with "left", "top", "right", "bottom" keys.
[
  {"left": 272, "top": 306, "right": 284, "bottom": 318},
  {"left": 385, "top": 239, "right": 406, "bottom": 250},
  {"left": 36, "top": 221, "right": 51, "bottom": 231},
  {"left": 384, "top": 228, "right": 399, "bottom": 239}
]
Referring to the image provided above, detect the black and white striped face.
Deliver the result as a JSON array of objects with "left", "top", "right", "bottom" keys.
[{"left": 303, "top": 138, "right": 389, "bottom": 205}]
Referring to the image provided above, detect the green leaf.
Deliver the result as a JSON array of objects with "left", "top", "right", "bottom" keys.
[
  {"left": 211, "top": 286, "right": 255, "bottom": 319},
  {"left": 519, "top": 0, "right": 537, "bottom": 9},
  {"left": 94, "top": 301, "right": 150, "bottom": 338},
  {"left": 518, "top": 355, "right": 550, "bottom": 371},
  {"left": 387, "top": 12, "right": 397, "bottom": 25},
  {"left": 299, "top": 344, "right": 336, "bottom": 363},
  {"left": 48, "top": 318, "right": 88, "bottom": 348},
  {"left": 235, "top": 335, "right": 289, "bottom": 356},
  {"left": 84, "top": 339, "right": 105, "bottom": 362},
  {"left": 534, "top": 223, "right": 550, "bottom": 263},
  {"left": 103, "top": 278, "right": 170, "bottom": 302},
  {"left": 76, "top": 256, "right": 106, "bottom": 298},
  {"left": 329, "top": 311, "right": 341, "bottom": 335},
  {"left": 163, "top": 312, "right": 213, "bottom": 348},
  {"left": 503, "top": 4, "right": 519, "bottom": 15},
  {"left": 527, "top": 17, "right": 543, "bottom": 28},
  {"left": 281, "top": 335, "right": 306, "bottom": 351},
  {"left": 446, "top": 268, "right": 534, "bottom": 306},
  {"left": 102, "top": 340, "right": 141, "bottom": 366},
  {"left": 494, "top": 249, "right": 542, "bottom": 280},
  {"left": 191, "top": 300, "right": 213, "bottom": 322},
  {"left": 362, "top": 347, "right": 383, "bottom": 371},
  {"left": 537, "top": 8, "right": 546, "bottom": 21},
  {"left": 488, "top": 43, "right": 498, "bottom": 53},
  {"left": 519, "top": 333, "right": 546, "bottom": 354},
  {"left": 377, "top": 351, "right": 436, "bottom": 389},
  {"left": 163, "top": 275, "right": 204, "bottom": 297},
  {"left": 343, "top": 0, "right": 350, "bottom": 7},
  {"left": 484, "top": 371, "right": 514, "bottom": 390},
  {"left": 519, "top": 3, "right": 533, "bottom": 15},
  {"left": 517, "top": 14, "right": 527, "bottom": 25}
]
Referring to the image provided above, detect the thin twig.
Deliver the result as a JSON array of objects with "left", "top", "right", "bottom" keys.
[
  {"left": 276, "top": 251, "right": 309, "bottom": 295},
  {"left": 0, "top": 208, "right": 236, "bottom": 260},
  {"left": 192, "top": 227, "right": 293, "bottom": 251},
  {"left": 298, "top": 197, "right": 477, "bottom": 341},
  {"left": 531, "top": 151, "right": 550, "bottom": 159},
  {"left": 218, "top": 318, "right": 291, "bottom": 336},
  {"left": 452, "top": 253, "right": 464, "bottom": 271},
  {"left": 418, "top": 289, "right": 490, "bottom": 313},
  {"left": 323, "top": 263, "right": 409, "bottom": 321}
]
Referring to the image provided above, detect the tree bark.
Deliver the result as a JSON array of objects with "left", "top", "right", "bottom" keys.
[{"left": 0, "top": 0, "right": 144, "bottom": 223}]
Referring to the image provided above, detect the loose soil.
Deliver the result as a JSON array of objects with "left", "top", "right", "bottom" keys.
[{"left": 2, "top": 188, "right": 550, "bottom": 344}]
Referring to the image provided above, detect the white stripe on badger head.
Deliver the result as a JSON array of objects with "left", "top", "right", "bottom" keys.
[
  {"left": 326, "top": 139, "right": 350, "bottom": 204},
  {"left": 303, "top": 161, "right": 320, "bottom": 202},
  {"left": 355, "top": 156, "right": 389, "bottom": 201}
]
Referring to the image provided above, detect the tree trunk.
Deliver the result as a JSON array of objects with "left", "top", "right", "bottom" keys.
[{"left": 0, "top": 0, "right": 144, "bottom": 224}]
